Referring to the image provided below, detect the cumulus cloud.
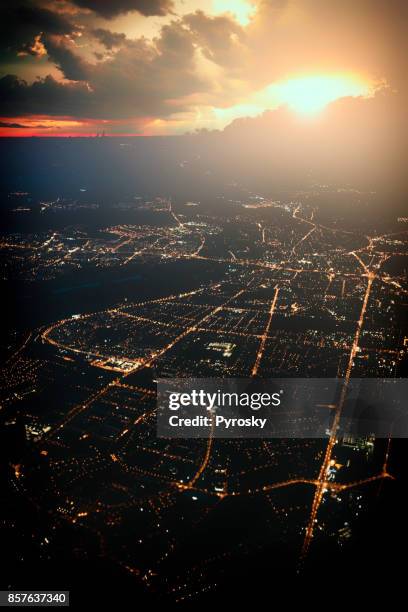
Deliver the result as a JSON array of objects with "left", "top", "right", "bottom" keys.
[
  {"left": 42, "top": 34, "right": 91, "bottom": 81},
  {"left": 0, "top": 74, "right": 92, "bottom": 117},
  {"left": 182, "top": 11, "right": 246, "bottom": 69},
  {"left": 0, "top": 3, "right": 215, "bottom": 120},
  {"left": 0, "top": 1, "right": 74, "bottom": 57},
  {"left": 92, "top": 28, "right": 127, "bottom": 50},
  {"left": 0, "top": 21, "right": 207, "bottom": 121},
  {"left": 70, "top": 0, "right": 174, "bottom": 19}
]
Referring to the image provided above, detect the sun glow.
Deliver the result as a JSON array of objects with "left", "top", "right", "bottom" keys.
[
  {"left": 212, "top": 73, "right": 375, "bottom": 131},
  {"left": 213, "top": 0, "right": 255, "bottom": 26},
  {"left": 269, "top": 74, "right": 373, "bottom": 115}
]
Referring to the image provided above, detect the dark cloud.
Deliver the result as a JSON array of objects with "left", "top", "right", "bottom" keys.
[
  {"left": 182, "top": 11, "right": 245, "bottom": 68},
  {"left": 42, "top": 35, "right": 91, "bottom": 81},
  {"left": 0, "top": 121, "right": 28, "bottom": 128},
  {"left": 85, "top": 26, "right": 207, "bottom": 118},
  {"left": 0, "top": 120, "right": 51, "bottom": 128},
  {"left": 0, "top": 1, "right": 74, "bottom": 57},
  {"left": 92, "top": 28, "right": 127, "bottom": 50},
  {"left": 0, "top": 3, "right": 208, "bottom": 120},
  {"left": 70, "top": 0, "right": 174, "bottom": 19},
  {"left": 154, "top": 20, "right": 197, "bottom": 69},
  {"left": 0, "top": 74, "right": 92, "bottom": 117},
  {"left": 0, "top": 21, "right": 207, "bottom": 120}
]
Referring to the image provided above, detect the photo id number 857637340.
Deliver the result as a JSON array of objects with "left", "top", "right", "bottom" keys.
[{"left": 0, "top": 592, "right": 69, "bottom": 607}]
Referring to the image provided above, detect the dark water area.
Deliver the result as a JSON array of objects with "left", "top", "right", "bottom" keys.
[
  {"left": 51, "top": 273, "right": 144, "bottom": 294},
  {"left": 0, "top": 205, "right": 175, "bottom": 235},
  {"left": 382, "top": 254, "right": 408, "bottom": 276},
  {"left": 2, "top": 259, "right": 227, "bottom": 331}
]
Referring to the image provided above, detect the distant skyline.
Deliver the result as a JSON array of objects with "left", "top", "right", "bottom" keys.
[{"left": 0, "top": 1, "right": 407, "bottom": 136}]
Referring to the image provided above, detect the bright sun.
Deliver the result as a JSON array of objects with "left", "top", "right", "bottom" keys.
[
  {"left": 268, "top": 74, "right": 372, "bottom": 115},
  {"left": 212, "top": 0, "right": 255, "bottom": 26},
  {"left": 213, "top": 73, "right": 374, "bottom": 130}
]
